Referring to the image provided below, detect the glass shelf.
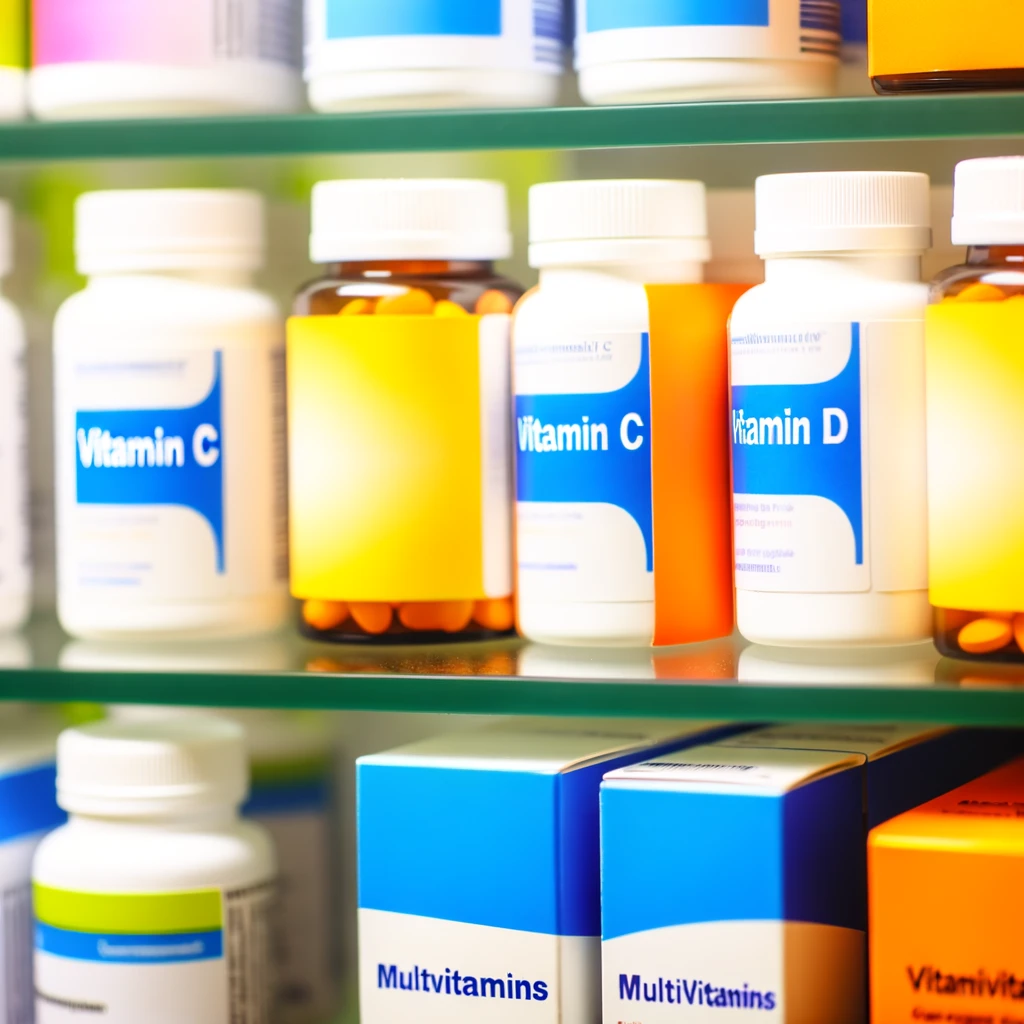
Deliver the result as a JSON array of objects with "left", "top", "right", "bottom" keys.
[
  {"left": 4, "top": 617, "right": 1024, "bottom": 724},
  {"left": 5, "top": 94, "right": 1024, "bottom": 163}
]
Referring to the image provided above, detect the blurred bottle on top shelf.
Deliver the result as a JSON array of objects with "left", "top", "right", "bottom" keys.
[
  {"left": 575, "top": 0, "right": 839, "bottom": 104},
  {"left": 305, "top": 0, "right": 567, "bottom": 112},
  {"left": 29, "top": 0, "right": 303, "bottom": 119},
  {"left": 838, "top": 0, "right": 873, "bottom": 95},
  {"left": 0, "top": 0, "right": 26, "bottom": 119}
]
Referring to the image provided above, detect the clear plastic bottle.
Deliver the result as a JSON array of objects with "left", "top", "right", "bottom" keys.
[
  {"left": 32, "top": 717, "right": 276, "bottom": 1023},
  {"left": 30, "top": 0, "right": 302, "bottom": 119},
  {"left": 575, "top": 0, "right": 839, "bottom": 104},
  {"left": 730, "top": 171, "right": 933, "bottom": 646},
  {"left": 53, "top": 190, "right": 290, "bottom": 640},
  {"left": 304, "top": 0, "right": 565, "bottom": 112},
  {"left": 0, "top": 201, "right": 30, "bottom": 633},
  {"left": 927, "top": 157, "right": 1024, "bottom": 663},
  {"left": 289, "top": 179, "right": 520, "bottom": 643}
]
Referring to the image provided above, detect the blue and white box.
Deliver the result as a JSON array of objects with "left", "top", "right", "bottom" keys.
[
  {"left": 600, "top": 724, "right": 1015, "bottom": 1024},
  {"left": 357, "top": 717, "right": 740, "bottom": 1023}
]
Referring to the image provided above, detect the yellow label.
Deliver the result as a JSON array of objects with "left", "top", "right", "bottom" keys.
[
  {"left": 926, "top": 301, "right": 1024, "bottom": 611},
  {"left": 0, "top": 0, "right": 24, "bottom": 69},
  {"left": 287, "top": 315, "right": 491, "bottom": 603}
]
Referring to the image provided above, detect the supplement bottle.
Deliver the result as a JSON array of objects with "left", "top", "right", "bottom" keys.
[
  {"left": 0, "top": 201, "right": 30, "bottom": 633},
  {"left": 0, "top": 0, "right": 26, "bottom": 119},
  {"left": 730, "top": 171, "right": 932, "bottom": 646},
  {"left": 108, "top": 705, "right": 338, "bottom": 1024},
  {"left": 304, "top": 0, "right": 565, "bottom": 112},
  {"left": 289, "top": 179, "right": 520, "bottom": 643},
  {"left": 927, "top": 157, "right": 1024, "bottom": 663},
  {"left": 575, "top": 0, "right": 839, "bottom": 104},
  {"left": 0, "top": 705, "right": 65, "bottom": 1024},
  {"left": 30, "top": 0, "right": 301, "bottom": 119},
  {"left": 33, "top": 716, "right": 276, "bottom": 1024},
  {"left": 53, "top": 190, "right": 290, "bottom": 640},
  {"left": 514, "top": 179, "right": 739, "bottom": 647}
]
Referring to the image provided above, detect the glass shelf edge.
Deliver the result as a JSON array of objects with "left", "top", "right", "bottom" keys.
[{"left": 3, "top": 93, "right": 1024, "bottom": 163}]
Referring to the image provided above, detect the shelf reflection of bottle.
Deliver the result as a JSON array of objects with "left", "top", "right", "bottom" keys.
[{"left": 739, "top": 643, "right": 939, "bottom": 686}]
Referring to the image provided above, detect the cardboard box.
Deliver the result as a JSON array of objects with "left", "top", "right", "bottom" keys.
[
  {"left": 601, "top": 725, "right": 1016, "bottom": 1024},
  {"left": 357, "top": 718, "right": 741, "bottom": 1024},
  {"left": 870, "top": 757, "right": 1024, "bottom": 1024}
]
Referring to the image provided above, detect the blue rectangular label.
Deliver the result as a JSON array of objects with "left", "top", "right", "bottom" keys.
[
  {"left": 74, "top": 351, "right": 225, "bottom": 572},
  {"left": 0, "top": 763, "right": 64, "bottom": 843},
  {"left": 326, "top": 0, "right": 502, "bottom": 39},
  {"left": 731, "top": 324, "right": 864, "bottom": 565},
  {"left": 515, "top": 333, "right": 654, "bottom": 571},
  {"left": 36, "top": 924, "right": 223, "bottom": 964},
  {"left": 584, "top": 0, "right": 769, "bottom": 32}
]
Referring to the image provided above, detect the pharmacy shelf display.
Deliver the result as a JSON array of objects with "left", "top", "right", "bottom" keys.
[{"left": 3, "top": 93, "right": 1024, "bottom": 161}]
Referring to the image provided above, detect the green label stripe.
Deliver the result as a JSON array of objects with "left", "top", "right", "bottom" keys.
[
  {"left": 33, "top": 884, "right": 223, "bottom": 935},
  {"left": 250, "top": 754, "right": 331, "bottom": 787}
]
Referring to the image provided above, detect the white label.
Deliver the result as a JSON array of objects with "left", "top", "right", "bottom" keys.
[
  {"left": 35, "top": 880, "right": 275, "bottom": 1024},
  {"left": 577, "top": 0, "right": 840, "bottom": 68},
  {"left": 730, "top": 320, "right": 927, "bottom": 595},
  {"left": 603, "top": 921, "right": 865, "bottom": 1024},
  {"left": 515, "top": 330, "right": 654, "bottom": 606},
  {"left": 0, "top": 338, "right": 29, "bottom": 605},
  {"left": 54, "top": 328, "right": 286, "bottom": 607}
]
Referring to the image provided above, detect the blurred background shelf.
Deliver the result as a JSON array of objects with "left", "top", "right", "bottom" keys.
[
  {"left": 6, "top": 94, "right": 1024, "bottom": 162},
  {"left": 4, "top": 618, "right": 1024, "bottom": 723}
]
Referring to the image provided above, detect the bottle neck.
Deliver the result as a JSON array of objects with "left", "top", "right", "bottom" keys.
[
  {"left": 764, "top": 252, "right": 923, "bottom": 284},
  {"left": 965, "top": 244, "right": 1024, "bottom": 267},
  {"left": 323, "top": 259, "right": 495, "bottom": 278},
  {"left": 86, "top": 267, "right": 255, "bottom": 289},
  {"left": 538, "top": 260, "right": 705, "bottom": 286},
  {"left": 68, "top": 805, "right": 239, "bottom": 830}
]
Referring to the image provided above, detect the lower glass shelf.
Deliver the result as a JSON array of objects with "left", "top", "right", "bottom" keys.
[{"left": 2, "top": 616, "right": 1024, "bottom": 724}]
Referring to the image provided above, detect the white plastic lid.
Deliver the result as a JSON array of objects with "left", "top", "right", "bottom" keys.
[
  {"left": 75, "top": 189, "right": 265, "bottom": 274},
  {"left": 951, "top": 157, "right": 1024, "bottom": 245},
  {"left": 0, "top": 201, "right": 12, "bottom": 278},
  {"left": 529, "top": 179, "right": 710, "bottom": 267},
  {"left": 57, "top": 717, "right": 248, "bottom": 818},
  {"left": 755, "top": 171, "right": 932, "bottom": 256},
  {"left": 310, "top": 178, "right": 511, "bottom": 262}
]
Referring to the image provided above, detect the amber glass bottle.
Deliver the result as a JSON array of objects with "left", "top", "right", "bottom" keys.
[
  {"left": 288, "top": 180, "right": 522, "bottom": 643},
  {"left": 926, "top": 158, "right": 1024, "bottom": 663}
]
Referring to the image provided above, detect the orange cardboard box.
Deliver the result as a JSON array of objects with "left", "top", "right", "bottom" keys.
[{"left": 869, "top": 758, "right": 1024, "bottom": 1024}]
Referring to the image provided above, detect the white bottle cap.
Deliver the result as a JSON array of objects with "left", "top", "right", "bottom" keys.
[
  {"left": 310, "top": 179, "right": 511, "bottom": 262},
  {"left": 755, "top": 171, "right": 931, "bottom": 257},
  {"left": 0, "top": 201, "right": 12, "bottom": 278},
  {"left": 529, "top": 179, "right": 710, "bottom": 267},
  {"left": 56, "top": 717, "right": 248, "bottom": 818},
  {"left": 75, "top": 189, "right": 265, "bottom": 275},
  {"left": 951, "top": 157, "right": 1024, "bottom": 245}
]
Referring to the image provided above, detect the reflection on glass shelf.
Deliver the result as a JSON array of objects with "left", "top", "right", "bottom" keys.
[
  {"left": 5, "top": 616, "right": 1024, "bottom": 723},
  {"left": 739, "top": 643, "right": 940, "bottom": 686}
]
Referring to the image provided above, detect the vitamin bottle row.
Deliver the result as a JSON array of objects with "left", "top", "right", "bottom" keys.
[
  {"left": 6, "top": 0, "right": 1012, "bottom": 120},
  {"left": 4, "top": 163, "right": 1024, "bottom": 661},
  {"left": 0, "top": 706, "right": 338, "bottom": 1024}
]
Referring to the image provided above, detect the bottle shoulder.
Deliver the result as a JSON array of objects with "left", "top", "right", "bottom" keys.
[
  {"left": 55, "top": 277, "right": 280, "bottom": 334},
  {"left": 515, "top": 273, "right": 651, "bottom": 335},
  {"left": 33, "top": 817, "right": 275, "bottom": 892},
  {"left": 731, "top": 276, "right": 929, "bottom": 322}
]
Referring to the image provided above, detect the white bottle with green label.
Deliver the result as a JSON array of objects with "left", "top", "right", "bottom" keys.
[
  {"left": 32, "top": 717, "right": 276, "bottom": 1024},
  {"left": 0, "top": 0, "right": 25, "bottom": 119}
]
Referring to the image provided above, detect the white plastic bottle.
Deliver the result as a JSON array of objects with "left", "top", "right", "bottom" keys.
[
  {"left": 513, "top": 179, "right": 714, "bottom": 646},
  {"left": 729, "top": 171, "right": 933, "bottom": 646},
  {"left": 0, "top": 201, "right": 30, "bottom": 633},
  {"left": 0, "top": 706, "right": 65, "bottom": 1024},
  {"left": 29, "top": 0, "right": 302, "bottom": 120},
  {"left": 53, "top": 189, "right": 290, "bottom": 640},
  {"left": 107, "top": 706, "right": 338, "bottom": 1024},
  {"left": 33, "top": 716, "right": 276, "bottom": 1024},
  {"left": 305, "top": 0, "right": 565, "bottom": 111},
  {"left": 575, "top": 0, "right": 839, "bottom": 104}
]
